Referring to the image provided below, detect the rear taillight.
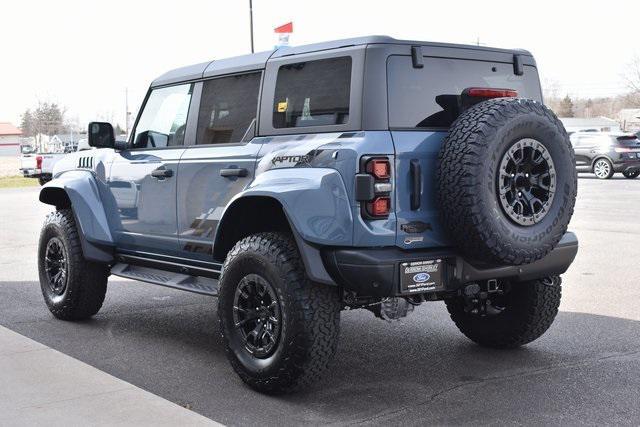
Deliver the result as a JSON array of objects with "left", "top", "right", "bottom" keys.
[
  {"left": 362, "top": 157, "right": 391, "bottom": 218},
  {"left": 369, "top": 196, "right": 390, "bottom": 216},
  {"left": 465, "top": 87, "right": 518, "bottom": 98},
  {"left": 36, "top": 155, "right": 42, "bottom": 170},
  {"left": 366, "top": 158, "right": 391, "bottom": 179},
  {"left": 615, "top": 147, "right": 632, "bottom": 153}
]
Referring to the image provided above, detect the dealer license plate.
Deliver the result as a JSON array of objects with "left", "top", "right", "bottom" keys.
[{"left": 400, "top": 259, "right": 444, "bottom": 294}]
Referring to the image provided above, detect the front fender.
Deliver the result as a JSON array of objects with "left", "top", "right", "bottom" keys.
[
  {"left": 40, "top": 170, "right": 114, "bottom": 262},
  {"left": 226, "top": 168, "right": 353, "bottom": 246}
]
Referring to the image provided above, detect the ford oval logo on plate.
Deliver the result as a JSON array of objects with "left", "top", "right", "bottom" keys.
[{"left": 413, "top": 272, "right": 430, "bottom": 283}]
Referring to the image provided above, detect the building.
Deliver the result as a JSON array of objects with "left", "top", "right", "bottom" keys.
[
  {"left": 618, "top": 109, "right": 640, "bottom": 133},
  {"left": 0, "top": 122, "right": 22, "bottom": 146},
  {"left": 559, "top": 117, "right": 621, "bottom": 133}
]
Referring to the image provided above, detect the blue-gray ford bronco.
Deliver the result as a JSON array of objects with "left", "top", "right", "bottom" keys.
[{"left": 37, "top": 36, "right": 578, "bottom": 394}]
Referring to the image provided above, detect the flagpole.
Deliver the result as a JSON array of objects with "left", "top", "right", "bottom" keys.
[{"left": 249, "top": 0, "right": 255, "bottom": 53}]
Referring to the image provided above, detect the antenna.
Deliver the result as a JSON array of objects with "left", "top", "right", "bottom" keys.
[{"left": 249, "top": 0, "right": 255, "bottom": 53}]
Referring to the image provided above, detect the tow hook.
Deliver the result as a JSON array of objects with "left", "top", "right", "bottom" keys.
[{"left": 462, "top": 279, "right": 504, "bottom": 316}]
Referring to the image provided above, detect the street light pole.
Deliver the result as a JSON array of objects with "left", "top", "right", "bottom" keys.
[{"left": 249, "top": 0, "right": 255, "bottom": 53}]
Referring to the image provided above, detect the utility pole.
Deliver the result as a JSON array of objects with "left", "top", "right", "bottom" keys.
[{"left": 249, "top": 0, "right": 255, "bottom": 53}]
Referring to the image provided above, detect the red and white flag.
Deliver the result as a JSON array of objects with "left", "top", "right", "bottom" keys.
[{"left": 274, "top": 22, "right": 293, "bottom": 47}]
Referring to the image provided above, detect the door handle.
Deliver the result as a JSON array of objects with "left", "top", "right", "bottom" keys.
[
  {"left": 151, "top": 168, "right": 173, "bottom": 179},
  {"left": 220, "top": 168, "right": 248, "bottom": 178}
]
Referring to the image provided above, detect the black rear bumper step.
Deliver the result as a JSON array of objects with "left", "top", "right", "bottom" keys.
[{"left": 322, "top": 232, "right": 578, "bottom": 297}]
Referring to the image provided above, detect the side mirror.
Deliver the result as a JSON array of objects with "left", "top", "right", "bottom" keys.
[{"left": 88, "top": 122, "right": 115, "bottom": 148}]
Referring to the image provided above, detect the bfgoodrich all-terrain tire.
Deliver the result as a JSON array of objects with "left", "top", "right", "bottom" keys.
[
  {"left": 38, "top": 209, "right": 108, "bottom": 320},
  {"left": 218, "top": 232, "right": 341, "bottom": 394},
  {"left": 445, "top": 276, "right": 561, "bottom": 348},
  {"left": 437, "top": 98, "right": 577, "bottom": 266}
]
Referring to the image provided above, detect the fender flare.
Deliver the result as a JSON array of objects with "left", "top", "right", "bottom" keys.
[
  {"left": 39, "top": 170, "right": 115, "bottom": 263},
  {"left": 220, "top": 168, "right": 353, "bottom": 246},
  {"left": 215, "top": 168, "right": 354, "bottom": 284}
]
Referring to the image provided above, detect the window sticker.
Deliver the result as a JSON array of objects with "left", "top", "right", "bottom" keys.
[{"left": 277, "top": 101, "right": 288, "bottom": 113}]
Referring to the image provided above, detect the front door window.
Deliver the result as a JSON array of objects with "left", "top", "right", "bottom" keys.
[{"left": 133, "top": 84, "right": 194, "bottom": 149}]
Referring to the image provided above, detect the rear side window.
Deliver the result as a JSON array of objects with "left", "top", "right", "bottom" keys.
[
  {"left": 387, "top": 56, "right": 542, "bottom": 129},
  {"left": 196, "top": 72, "right": 261, "bottom": 145},
  {"left": 273, "top": 57, "right": 351, "bottom": 128}
]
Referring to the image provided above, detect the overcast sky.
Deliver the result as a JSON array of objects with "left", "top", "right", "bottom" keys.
[{"left": 1, "top": 0, "right": 638, "bottom": 128}]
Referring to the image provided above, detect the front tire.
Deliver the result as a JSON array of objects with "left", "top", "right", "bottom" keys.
[
  {"left": 218, "top": 232, "right": 341, "bottom": 394},
  {"left": 593, "top": 158, "right": 614, "bottom": 179},
  {"left": 623, "top": 170, "right": 640, "bottom": 179},
  {"left": 38, "top": 209, "right": 108, "bottom": 320},
  {"left": 445, "top": 276, "right": 561, "bottom": 349}
]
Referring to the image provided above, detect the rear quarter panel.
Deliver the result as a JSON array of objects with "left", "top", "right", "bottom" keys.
[{"left": 252, "top": 131, "right": 396, "bottom": 247}]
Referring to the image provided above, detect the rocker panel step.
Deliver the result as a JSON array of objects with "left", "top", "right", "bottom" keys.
[{"left": 111, "top": 263, "right": 219, "bottom": 296}]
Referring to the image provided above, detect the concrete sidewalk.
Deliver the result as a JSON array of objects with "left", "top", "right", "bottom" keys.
[{"left": 0, "top": 326, "right": 220, "bottom": 426}]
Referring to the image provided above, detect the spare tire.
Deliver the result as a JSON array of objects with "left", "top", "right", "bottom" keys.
[{"left": 437, "top": 98, "right": 577, "bottom": 266}]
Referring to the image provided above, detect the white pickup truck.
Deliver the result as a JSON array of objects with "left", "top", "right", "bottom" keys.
[{"left": 20, "top": 139, "right": 89, "bottom": 185}]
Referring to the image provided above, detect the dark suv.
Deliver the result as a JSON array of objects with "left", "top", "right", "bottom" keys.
[
  {"left": 571, "top": 132, "right": 640, "bottom": 179},
  {"left": 37, "top": 36, "right": 578, "bottom": 394}
]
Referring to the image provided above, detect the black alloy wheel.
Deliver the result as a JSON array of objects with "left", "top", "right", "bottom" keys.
[
  {"left": 44, "top": 237, "right": 68, "bottom": 295},
  {"left": 232, "top": 273, "right": 282, "bottom": 358},
  {"left": 498, "top": 138, "right": 557, "bottom": 226}
]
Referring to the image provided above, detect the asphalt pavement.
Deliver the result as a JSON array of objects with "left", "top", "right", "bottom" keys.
[{"left": 0, "top": 175, "right": 638, "bottom": 425}]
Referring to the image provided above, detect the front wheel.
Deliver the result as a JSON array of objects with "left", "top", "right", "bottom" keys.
[
  {"left": 623, "top": 170, "right": 640, "bottom": 179},
  {"left": 445, "top": 276, "right": 561, "bottom": 349},
  {"left": 38, "top": 209, "right": 109, "bottom": 320},
  {"left": 218, "top": 232, "right": 341, "bottom": 394},
  {"left": 593, "top": 158, "right": 614, "bottom": 179}
]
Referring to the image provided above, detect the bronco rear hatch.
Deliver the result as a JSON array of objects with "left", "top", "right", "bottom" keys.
[{"left": 387, "top": 54, "right": 543, "bottom": 250}]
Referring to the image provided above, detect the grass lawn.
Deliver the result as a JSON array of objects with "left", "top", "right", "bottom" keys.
[{"left": 0, "top": 175, "right": 40, "bottom": 189}]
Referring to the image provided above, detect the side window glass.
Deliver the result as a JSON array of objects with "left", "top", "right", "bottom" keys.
[
  {"left": 133, "top": 83, "right": 194, "bottom": 149},
  {"left": 196, "top": 72, "right": 261, "bottom": 145},
  {"left": 273, "top": 57, "right": 351, "bottom": 128},
  {"left": 577, "top": 137, "right": 592, "bottom": 147}
]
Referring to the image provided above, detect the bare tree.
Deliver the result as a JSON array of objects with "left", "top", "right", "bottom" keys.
[
  {"left": 623, "top": 55, "right": 640, "bottom": 92},
  {"left": 19, "top": 102, "right": 66, "bottom": 151}
]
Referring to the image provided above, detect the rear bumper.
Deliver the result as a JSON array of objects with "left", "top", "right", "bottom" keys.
[
  {"left": 613, "top": 159, "right": 640, "bottom": 173},
  {"left": 322, "top": 232, "right": 578, "bottom": 297}
]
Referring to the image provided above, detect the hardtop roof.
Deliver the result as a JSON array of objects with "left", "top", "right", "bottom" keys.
[{"left": 151, "top": 35, "right": 534, "bottom": 87}]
